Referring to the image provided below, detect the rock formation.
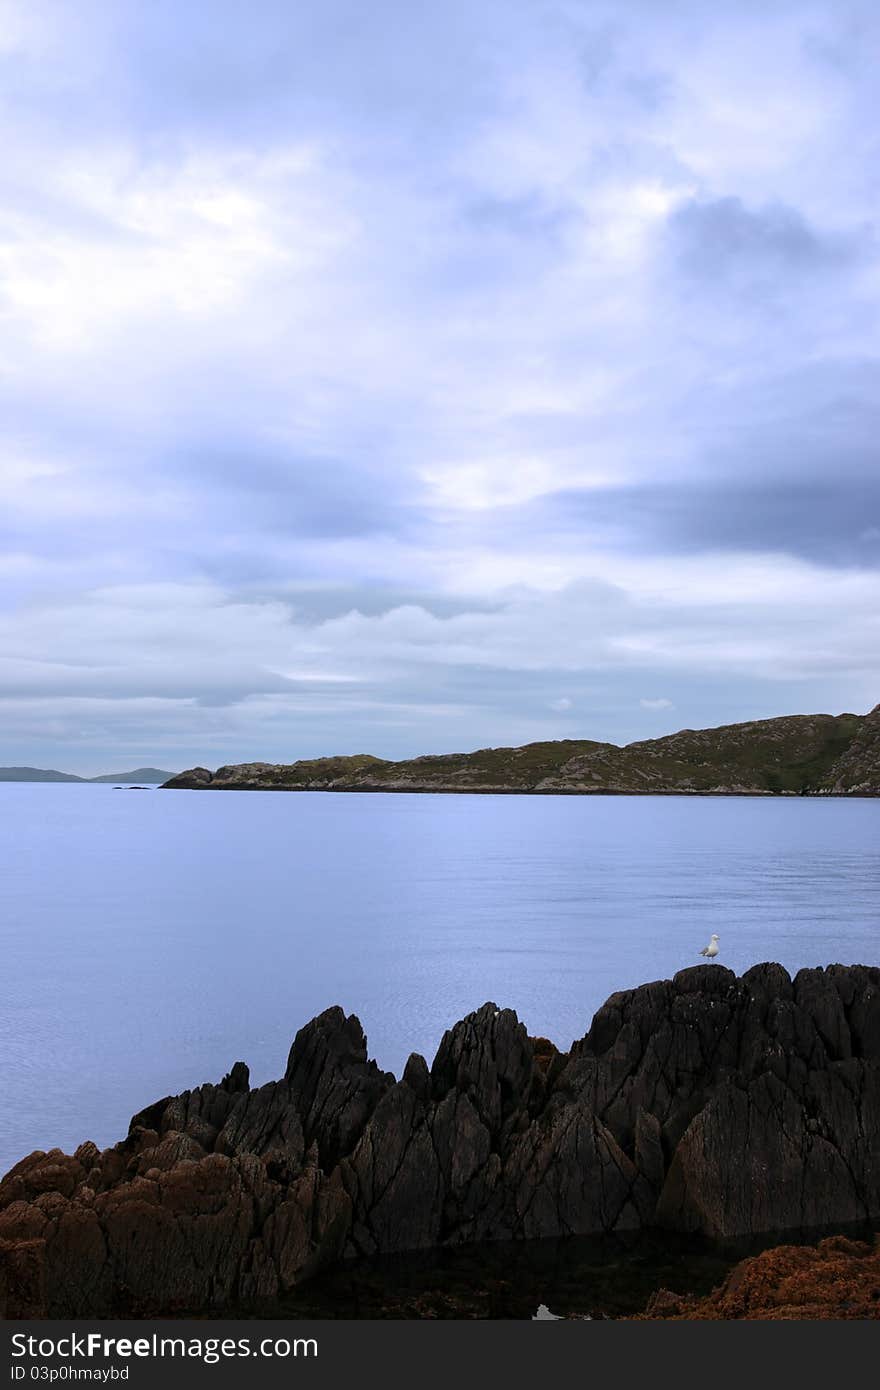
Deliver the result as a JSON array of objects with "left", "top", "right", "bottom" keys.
[
  {"left": 823, "top": 703, "right": 880, "bottom": 796},
  {"left": 161, "top": 705, "right": 880, "bottom": 796},
  {"left": 637, "top": 1233, "right": 880, "bottom": 1319},
  {"left": 1, "top": 963, "right": 878, "bottom": 1317}
]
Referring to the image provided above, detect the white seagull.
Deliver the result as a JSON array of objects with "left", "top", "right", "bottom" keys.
[{"left": 699, "top": 933, "right": 720, "bottom": 959}]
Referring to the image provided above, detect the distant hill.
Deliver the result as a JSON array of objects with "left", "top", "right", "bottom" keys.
[
  {"left": 0, "top": 766, "right": 174, "bottom": 784},
  {"left": 162, "top": 704, "right": 880, "bottom": 797},
  {"left": 87, "top": 768, "right": 174, "bottom": 784},
  {"left": 0, "top": 767, "right": 85, "bottom": 783}
]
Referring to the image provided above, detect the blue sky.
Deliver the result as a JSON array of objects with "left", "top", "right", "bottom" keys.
[{"left": 2, "top": 0, "right": 879, "bottom": 773}]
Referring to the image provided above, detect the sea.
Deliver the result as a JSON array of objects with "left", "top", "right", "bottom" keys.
[{"left": 1, "top": 783, "right": 877, "bottom": 1175}]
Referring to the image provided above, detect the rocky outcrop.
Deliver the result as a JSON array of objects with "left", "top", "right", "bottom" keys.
[
  {"left": 1, "top": 963, "right": 878, "bottom": 1317},
  {"left": 164, "top": 756, "right": 391, "bottom": 792},
  {"left": 637, "top": 1234, "right": 880, "bottom": 1319},
  {"left": 162, "top": 705, "right": 880, "bottom": 795},
  {"left": 823, "top": 703, "right": 880, "bottom": 795}
]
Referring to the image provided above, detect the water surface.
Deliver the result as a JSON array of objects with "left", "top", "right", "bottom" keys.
[{"left": 1, "top": 784, "right": 877, "bottom": 1173}]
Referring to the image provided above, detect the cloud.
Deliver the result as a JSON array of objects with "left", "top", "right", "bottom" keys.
[
  {"left": 1, "top": 0, "right": 880, "bottom": 768},
  {"left": 667, "top": 195, "right": 863, "bottom": 285},
  {"left": 527, "top": 470, "right": 880, "bottom": 568},
  {"left": 1, "top": 553, "right": 878, "bottom": 770}
]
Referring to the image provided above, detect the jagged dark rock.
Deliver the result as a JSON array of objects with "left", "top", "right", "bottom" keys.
[
  {"left": 1, "top": 962, "right": 878, "bottom": 1317},
  {"left": 285, "top": 1007, "right": 395, "bottom": 1171}
]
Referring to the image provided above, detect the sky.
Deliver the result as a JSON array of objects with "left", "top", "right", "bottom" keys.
[{"left": 1, "top": 0, "right": 879, "bottom": 774}]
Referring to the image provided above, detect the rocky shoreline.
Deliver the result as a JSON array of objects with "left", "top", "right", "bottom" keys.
[
  {"left": 2, "top": 962, "right": 878, "bottom": 1318},
  {"left": 635, "top": 1233, "right": 880, "bottom": 1319},
  {"left": 264, "top": 1225, "right": 880, "bottom": 1319}
]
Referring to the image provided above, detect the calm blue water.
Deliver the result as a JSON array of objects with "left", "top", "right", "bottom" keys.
[{"left": 1, "top": 784, "right": 878, "bottom": 1175}]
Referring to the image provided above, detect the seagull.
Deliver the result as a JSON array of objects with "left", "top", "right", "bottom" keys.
[
  {"left": 533, "top": 1304, "right": 562, "bottom": 1320},
  {"left": 699, "top": 934, "right": 720, "bottom": 959}
]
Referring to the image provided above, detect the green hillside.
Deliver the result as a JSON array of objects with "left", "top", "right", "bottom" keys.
[{"left": 163, "top": 705, "right": 880, "bottom": 796}]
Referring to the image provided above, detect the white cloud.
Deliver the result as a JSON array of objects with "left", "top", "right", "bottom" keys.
[
  {"left": 0, "top": 0, "right": 878, "bottom": 768},
  {"left": 0, "top": 145, "right": 349, "bottom": 352},
  {"left": 0, "top": 550, "right": 877, "bottom": 763}
]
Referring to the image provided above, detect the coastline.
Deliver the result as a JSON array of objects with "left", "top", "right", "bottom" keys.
[
  {"left": 160, "top": 703, "right": 880, "bottom": 797},
  {"left": 3, "top": 961, "right": 878, "bottom": 1319},
  {"left": 159, "top": 783, "right": 880, "bottom": 797}
]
